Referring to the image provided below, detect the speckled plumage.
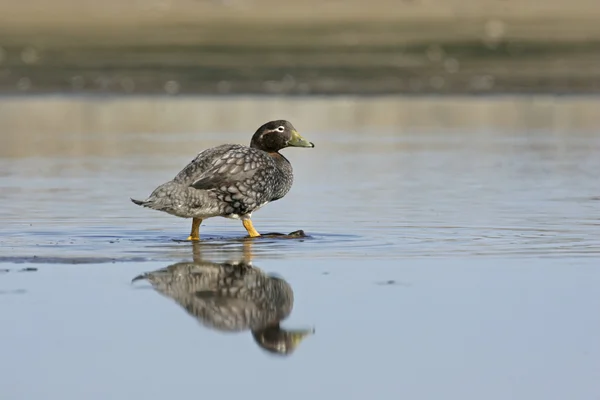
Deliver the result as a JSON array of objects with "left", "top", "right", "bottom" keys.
[
  {"left": 132, "top": 260, "right": 313, "bottom": 355},
  {"left": 131, "top": 120, "right": 314, "bottom": 238},
  {"left": 140, "top": 144, "right": 292, "bottom": 219}
]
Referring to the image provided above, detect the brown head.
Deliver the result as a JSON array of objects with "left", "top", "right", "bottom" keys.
[
  {"left": 252, "top": 325, "right": 314, "bottom": 356},
  {"left": 250, "top": 120, "right": 314, "bottom": 153}
]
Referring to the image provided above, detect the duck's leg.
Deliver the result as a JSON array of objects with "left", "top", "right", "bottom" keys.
[
  {"left": 242, "top": 219, "right": 261, "bottom": 238},
  {"left": 187, "top": 218, "right": 202, "bottom": 241}
]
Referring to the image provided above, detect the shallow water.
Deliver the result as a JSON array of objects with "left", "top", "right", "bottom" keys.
[{"left": 1, "top": 96, "right": 599, "bottom": 400}]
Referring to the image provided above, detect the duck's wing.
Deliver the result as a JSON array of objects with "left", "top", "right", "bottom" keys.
[
  {"left": 185, "top": 145, "right": 275, "bottom": 191},
  {"left": 172, "top": 144, "right": 241, "bottom": 186},
  {"left": 135, "top": 261, "right": 267, "bottom": 332}
]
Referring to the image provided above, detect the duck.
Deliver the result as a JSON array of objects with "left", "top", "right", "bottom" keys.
[
  {"left": 131, "top": 120, "right": 314, "bottom": 240},
  {"left": 132, "top": 259, "right": 313, "bottom": 356}
]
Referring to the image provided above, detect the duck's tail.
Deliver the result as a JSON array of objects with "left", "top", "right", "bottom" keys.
[
  {"left": 131, "top": 196, "right": 164, "bottom": 210},
  {"left": 130, "top": 181, "right": 199, "bottom": 216},
  {"left": 130, "top": 198, "right": 147, "bottom": 207},
  {"left": 131, "top": 181, "right": 180, "bottom": 210}
]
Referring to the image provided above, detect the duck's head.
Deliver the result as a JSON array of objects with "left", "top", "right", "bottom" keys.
[
  {"left": 250, "top": 120, "right": 314, "bottom": 152},
  {"left": 252, "top": 325, "right": 314, "bottom": 356}
]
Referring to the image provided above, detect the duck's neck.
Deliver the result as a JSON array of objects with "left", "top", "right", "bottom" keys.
[
  {"left": 268, "top": 152, "right": 293, "bottom": 199},
  {"left": 269, "top": 151, "right": 292, "bottom": 172}
]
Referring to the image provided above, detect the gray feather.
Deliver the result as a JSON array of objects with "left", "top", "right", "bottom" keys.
[{"left": 132, "top": 143, "right": 294, "bottom": 219}]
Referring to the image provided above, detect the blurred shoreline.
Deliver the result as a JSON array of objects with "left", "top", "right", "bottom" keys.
[
  {"left": 2, "top": 0, "right": 600, "bottom": 95},
  {"left": 1, "top": 95, "right": 599, "bottom": 149}
]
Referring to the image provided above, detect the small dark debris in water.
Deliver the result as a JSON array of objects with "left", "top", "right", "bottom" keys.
[
  {"left": 0, "top": 267, "right": 38, "bottom": 273},
  {"left": 322, "top": 272, "right": 330, "bottom": 275},
  {"left": 172, "top": 230, "right": 310, "bottom": 242},
  {"left": 0, "top": 289, "right": 27, "bottom": 295},
  {"left": 260, "top": 230, "right": 308, "bottom": 238},
  {"left": 376, "top": 280, "right": 412, "bottom": 287},
  {"left": 0, "top": 256, "right": 149, "bottom": 264}
]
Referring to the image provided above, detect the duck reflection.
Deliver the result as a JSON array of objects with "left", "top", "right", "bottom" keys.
[{"left": 132, "top": 242, "right": 313, "bottom": 356}]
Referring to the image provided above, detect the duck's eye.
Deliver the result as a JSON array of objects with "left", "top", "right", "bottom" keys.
[{"left": 276, "top": 126, "right": 285, "bottom": 132}]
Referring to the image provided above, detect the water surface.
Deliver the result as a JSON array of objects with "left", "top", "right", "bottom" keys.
[{"left": 1, "top": 96, "right": 599, "bottom": 400}]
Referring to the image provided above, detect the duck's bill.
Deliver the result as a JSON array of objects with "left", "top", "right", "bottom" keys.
[
  {"left": 290, "top": 328, "right": 315, "bottom": 345},
  {"left": 288, "top": 130, "right": 315, "bottom": 148},
  {"left": 286, "top": 328, "right": 315, "bottom": 352}
]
